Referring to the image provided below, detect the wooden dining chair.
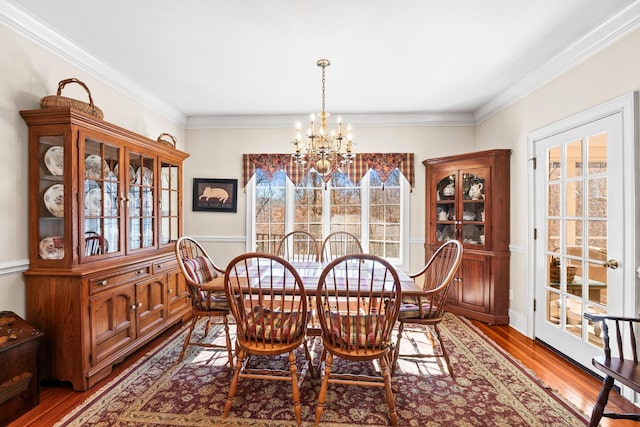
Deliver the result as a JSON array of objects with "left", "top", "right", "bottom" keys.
[
  {"left": 320, "top": 231, "right": 363, "bottom": 262},
  {"left": 85, "top": 231, "right": 107, "bottom": 255},
  {"left": 223, "top": 252, "right": 313, "bottom": 426},
  {"left": 583, "top": 313, "right": 640, "bottom": 427},
  {"left": 315, "top": 254, "right": 402, "bottom": 427},
  {"left": 392, "top": 239, "right": 462, "bottom": 376},
  {"left": 175, "top": 236, "right": 233, "bottom": 365},
  {"left": 276, "top": 230, "right": 320, "bottom": 262}
]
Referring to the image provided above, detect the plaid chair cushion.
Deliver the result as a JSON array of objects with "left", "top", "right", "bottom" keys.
[
  {"left": 329, "top": 312, "right": 385, "bottom": 347},
  {"left": 398, "top": 298, "right": 437, "bottom": 319},
  {"left": 183, "top": 256, "right": 218, "bottom": 284},
  {"left": 194, "top": 290, "right": 230, "bottom": 311},
  {"left": 244, "top": 307, "right": 304, "bottom": 342}
]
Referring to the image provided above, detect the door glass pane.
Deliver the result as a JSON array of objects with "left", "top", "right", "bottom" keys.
[
  {"left": 587, "top": 178, "right": 607, "bottom": 217},
  {"left": 548, "top": 146, "right": 561, "bottom": 180},
  {"left": 566, "top": 140, "right": 583, "bottom": 178},
  {"left": 545, "top": 132, "right": 608, "bottom": 349}
]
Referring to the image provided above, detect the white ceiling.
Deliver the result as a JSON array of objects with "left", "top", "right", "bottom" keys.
[{"left": 5, "top": 0, "right": 640, "bottom": 125}]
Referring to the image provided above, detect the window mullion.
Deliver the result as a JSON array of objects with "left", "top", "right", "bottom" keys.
[
  {"left": 360, "top": 173, "right": 370, "bottom": 253},
  {"left": 285, "top": 176, "right": 295, "bottom": 234},
  {"left": 322, "top": 180, "right": 331, "bottom": 240}
]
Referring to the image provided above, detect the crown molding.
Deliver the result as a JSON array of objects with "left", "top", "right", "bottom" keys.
[
  {"left": 186, "top": 112, "right": 476, "bottom": 129},
  {"left": 0, "top": 0, "right": 186, "bottom": 126},
  {"left": 474, "top": 0, "right": 640, "bottom": 123}
]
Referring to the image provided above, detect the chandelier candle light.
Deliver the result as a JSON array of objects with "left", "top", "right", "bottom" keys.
[{"left": 292, "top": 59, "right": 354, "bottom": 175}]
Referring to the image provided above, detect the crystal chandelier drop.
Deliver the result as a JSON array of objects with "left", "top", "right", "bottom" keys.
[{"left": 292, "top": 59, "right": 354, "bottom": 175}]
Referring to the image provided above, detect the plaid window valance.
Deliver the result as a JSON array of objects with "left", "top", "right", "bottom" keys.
[{"left": 242, "top": 153, "right": 414, "bottom": 189}]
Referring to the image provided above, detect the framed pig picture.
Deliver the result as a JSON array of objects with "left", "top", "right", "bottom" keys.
[{"left": 192, "top": 178, "right": 238, "bottom": 212}]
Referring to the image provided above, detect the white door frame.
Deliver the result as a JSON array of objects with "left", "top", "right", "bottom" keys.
[{"left": 526, "top": 92, "right": 639, "bottom": 341}]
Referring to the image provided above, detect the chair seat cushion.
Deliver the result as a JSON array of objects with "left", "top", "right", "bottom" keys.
[
  {"left": 398, "top": 298, "right": 437, "bottom": 319},
  {"left": 244, "top": 307, "right": 304, "bottom": 342},
  {"left": 329, "top": 312, "right": 386, "bottom": 347},
  {"left": 183, "top": 255, "right": 218, "bottom": 284},
  {"left": 195, "top": 290, "right": 230, "bottom": 311}
]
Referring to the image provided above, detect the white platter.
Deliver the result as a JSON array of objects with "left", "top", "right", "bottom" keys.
[
  {"left": 85, "top": 188, "right": 112, "bottom": 214},
  {"left": 39, "top": 236, "right": 64, "bottom": 260},
  {"left": 136, "top": 166, "right": 153, "bottom": 185},
  {"left": 161, "top": 171, "right": 170, "bottom": 188},
  {"left": 44, "top": 146, "right": 64, "bottom": 175},
  {"left": 114, "top": 163, "right": 136, "bottom": 184},
  {"left": 85, "top": 155, "right": 110, "bottom": 179},
  {"left": 44, "top": 184, "right": 64, "bottom": 217}
]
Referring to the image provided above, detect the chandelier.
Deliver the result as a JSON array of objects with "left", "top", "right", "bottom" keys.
[{"left": 292, "top": 59, "right": 354, "bottom": 175}]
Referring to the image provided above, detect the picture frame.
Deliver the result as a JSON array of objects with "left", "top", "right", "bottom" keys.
[{"left": 192, "top": 178, "right": 238, "bottom": 212}]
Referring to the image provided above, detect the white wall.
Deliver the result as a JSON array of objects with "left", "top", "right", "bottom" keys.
[
  {"left": 0, "top": 24, "right": 184, "bottom": 317},
  {"left": 476, "top": 26, "right": 640, "bottom": 330}
]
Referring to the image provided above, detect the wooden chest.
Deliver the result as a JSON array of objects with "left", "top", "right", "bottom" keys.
[{"left": 0, "top": 312, "right": 43, "bottom": 426}]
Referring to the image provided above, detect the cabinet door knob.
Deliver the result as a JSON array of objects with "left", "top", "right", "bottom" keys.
[
  {"left": 168, "top": 288, "right": 173, "bottom": 293},
  {"left": 603, "top": 259, "right": 619, "bottom": 269},
  {"left": 131, "top": 304, "right": 137, "bottom": 311},
  {"left": 138, "top": 302, "right": 143, "bottom": 308}
]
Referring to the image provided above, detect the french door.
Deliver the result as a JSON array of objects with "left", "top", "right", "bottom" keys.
[{"left": 529, "top": 94, "right": 637, "bottom": 374}]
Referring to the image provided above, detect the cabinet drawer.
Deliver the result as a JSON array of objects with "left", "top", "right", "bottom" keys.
[
  {"left": 152, "top": 258, "right": 178, "bottom": 274},
  {"left": 90, "top": 265, "right": 151, "bottom": 294}
]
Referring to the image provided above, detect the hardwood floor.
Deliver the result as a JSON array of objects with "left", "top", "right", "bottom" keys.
[{"left": 8, "top": 318, "right": 640, "bottom": 426}]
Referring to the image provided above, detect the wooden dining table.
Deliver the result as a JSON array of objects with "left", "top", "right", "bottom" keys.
[{"left": 201, "top": 259, "right": 423, "bottom": 296}]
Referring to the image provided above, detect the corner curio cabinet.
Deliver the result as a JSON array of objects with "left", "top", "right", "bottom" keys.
[
  {"left": 424, "top": 149, "right": 511, "bottom": 325},
  {"left": 21, "top": 108, "right": 189, "bottom": 390}
]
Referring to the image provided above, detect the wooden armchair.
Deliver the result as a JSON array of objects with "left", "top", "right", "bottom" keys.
[
  {"left": 392, "top": 239, "right": 462, "bottom": 376},
  {"left": 223, "top": 252, "right": 313, "bottom": 426},
  {"left": 320, "top": 231, "right": 363, "bottom": 262},
  {"left": 315, "top": 254, "right": 402, "bottom": 426},
  {"left": 276, "top": 230, "right": 320, "bottom": 262},
  {"left": 583, "top": 313, "right": 640, "bottom": 427},
  {"left": 175, "top": 236, "right": 233, "bottom": 364}
]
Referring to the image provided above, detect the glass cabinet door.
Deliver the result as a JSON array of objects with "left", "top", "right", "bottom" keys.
[
  {"left": 460, "top": 168, "right": 488, "bottom": 247},
  {"left": 159, "top": 160, "right": 180, "bottom": 245},
  {"left": 127, "top": 151, "right": 156, "bottom": 251},
  {"left": 82, "top": 135, "right": 121, "bottom": 259},
  {"left": 38, "top": 135, "right": 66, "bottom": 261},
  {"left": 434, "top": 172, "right": 457, "bottom": 244},
  {"left": 433, "top": 167, "right": 489, "bottom": 248}
]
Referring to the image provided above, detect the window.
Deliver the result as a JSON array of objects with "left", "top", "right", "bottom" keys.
[{"left": 248, "top": 167, "right": 409, "bottom": 266}]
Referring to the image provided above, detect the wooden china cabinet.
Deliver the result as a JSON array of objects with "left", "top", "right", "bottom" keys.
[
  {"left": 21, "top": 108, "right": 190, "bottom": 391},
  {"left": 424, "top": 149, "right": 511, "bottom": 325}
]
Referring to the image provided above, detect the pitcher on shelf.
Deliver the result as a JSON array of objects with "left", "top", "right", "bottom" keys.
[
  {"left": 442, "top": 182, "right": 455, "bottom": 197},
  {"left": 468, "top": 182, "right": 484, "bottom": 200}
]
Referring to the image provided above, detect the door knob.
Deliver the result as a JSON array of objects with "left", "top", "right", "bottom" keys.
[{"left": 603, "top": 259, "right": 619, "bottom": 269}]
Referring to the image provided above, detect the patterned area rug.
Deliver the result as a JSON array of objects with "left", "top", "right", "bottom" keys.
[{"left": 55, "top": 314, "right": 588, "bottom": 426}]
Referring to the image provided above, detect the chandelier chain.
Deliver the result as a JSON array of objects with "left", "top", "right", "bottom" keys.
[{"left": 321, "top": 63, "right": 326, "bottom": 116}]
